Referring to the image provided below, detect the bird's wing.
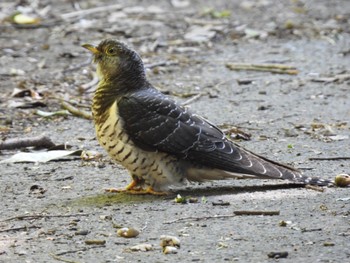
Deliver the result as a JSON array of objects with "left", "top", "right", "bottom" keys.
[{"left": 118, "top": 88, "right": 300, "bottom": 179}]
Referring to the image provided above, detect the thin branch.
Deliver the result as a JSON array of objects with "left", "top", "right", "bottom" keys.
[
  {"left": 0, "top": 135, "right": 55, "bottom": 150},
  {"left": 61, "top": 4, "right": 123, "bottom": 20},
  {"left": 309, "top": 157, "right": 350, "bottom": 161},
  {"left": 226, "top": 63, "right": 299, "bottom": 75},
  {"left": 305, "top": 185, "right": 325, "bottom": 192},
  {"left": 163, "top": 214, "right": 237, "bottom": 224},
  {"left": 50, "top": 253, "right": 80, "bottom": 263},
  {"left": 79, "top": 72, "right": 99, "bottom": 92},
  {"left": 54, "top": 246, "right": 104, "bottom": 256},
  {"left": 1, "top": 213, "right": 89, "bottom": 222},
  {"left": 0, "top": 225, "right": 41, "bottom": 233},
  {"left": 145, "top": 61, "right": 178, "bottom": 69},
  {"left": 62, "top": 58, "right": 92, "bottom": 73},
  {"left": 182, "top": 93, "right": 204, "bottom": 106},
  {"left": 233, "top": 210, "right": 280, "bottom": 216},
  {"left": 61, "top": 101, "right": 93, "bottom": 120}
]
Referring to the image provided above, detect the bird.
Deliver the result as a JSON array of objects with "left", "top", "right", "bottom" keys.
[{"left": 82, "top": 39, "right": 333, "bottom": 195}]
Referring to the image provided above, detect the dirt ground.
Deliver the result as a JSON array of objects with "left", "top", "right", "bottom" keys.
[{"left": 0, "top": 0, "right": 349, "bottom": 262}]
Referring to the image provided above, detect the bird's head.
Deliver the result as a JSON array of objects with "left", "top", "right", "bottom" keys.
[{"left": 82, "top": 39, "right": 146, "bottom": 84}]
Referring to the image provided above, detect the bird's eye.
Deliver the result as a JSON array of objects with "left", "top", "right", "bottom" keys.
[{"left": 106, "top": 47, "right": 116, "bottom": 55}]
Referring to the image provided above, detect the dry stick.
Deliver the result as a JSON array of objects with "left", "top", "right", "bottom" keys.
[
  {"left": 80, "top": 72, "right": 99, "bottom": 92},
  {"left": 182, "top": 93, "right": 204, "bottom": 106},
  {"left": 145, "top": 61, "right": 178, "bottom": 69},
  {"left": 305, "top": 185, "right": 325, "bottom": 192},
  {"left": 54, "top": 246, "right": 104, "bottom": 256},
  {"left": 163, "top": 214, "right": 236, "bottom": 224},
  {"left": 50, "top": 254, "right": 79, "bottom": 263},
  {"left": 226, "top": 63, "right": 299, "bottom": 75},
  {"left": 0, "top": 135, "right": 55, "bottom": 150},
  {"left": 61, "top": 101, "right": 93, "bottom": 120},
  {"left": 61, "top": 4, "right": 123, "bottom": 19},
  {"left": 0, "top": 225, "right": 41, "bottom": 233},
  {"left": 233, "top": 210, "right": 280, "bottom": 216},
  {"left": 62, "top": 58, "right": 92, "bottom": 73},
  {"left": 309, "top": 157, "right": 350, "bottom": 161},
  {"left": 1, "top": 213, "right": 89, "bottom": 222}
]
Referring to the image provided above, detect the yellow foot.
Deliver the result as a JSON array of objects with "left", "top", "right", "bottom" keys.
[{"left": 104, "top": 181, "right": 168, "bottom": 195}]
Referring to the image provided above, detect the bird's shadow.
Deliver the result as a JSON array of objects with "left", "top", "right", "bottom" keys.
[
  {"left": 70, "top": 183, "right": 308, "bottom": 207},
  {"left": 173, "top": 182, "right": 307, "bottom": 198}
]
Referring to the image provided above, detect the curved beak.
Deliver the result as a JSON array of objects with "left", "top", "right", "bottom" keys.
[{"left": 82, "top": 43, "right": 99, "bottom": 54}]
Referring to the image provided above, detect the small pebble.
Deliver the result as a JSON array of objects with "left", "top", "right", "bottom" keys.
[
  {"left": 267, "top": 251, "right": 288, "bottom": 259},
  {"left": 75, "top": 230, "right": 89, "bottom": 236},
  {"left": 335, "top": 174, "right": 350, "bottom": 187},
  {"left": 117, "top": 227, "right": 139, "bottom": 238},
  {"left": 130, "top": 243, "right": 153, "bottom": 252},
  {"left": 160, "top": 235, "right": 180, "bottom": 248},
  {"left": 163, "top": 246, "right": 178, "bottom": 254}
]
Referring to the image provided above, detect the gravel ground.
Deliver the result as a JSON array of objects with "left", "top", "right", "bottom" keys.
[{"left": 0, "top": 0, "right": 349, "bottom": 262}]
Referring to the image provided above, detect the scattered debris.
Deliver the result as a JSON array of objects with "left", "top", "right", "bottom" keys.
[
  {"left": 310, "top": 73, "right": 350, "bottom": 83},
  {"left": 61, "top": 101, "right": 93, "bottom": 120},
  {"left": 80, "top": 150, "right": 103, "bottom": 161},
  {"left": 163, "top": 246, "right": 178, "bottom": 254},
  {"left": 0, "top": 135, "right": 55, "bottom": 150},
  {"left": 212, "top": 200, "right": 230, "bottom": 206},
  {"left": 36, "top": 109, "right": 71, "bottom": 118},
  {"left": 160, "top": 235, "right": 180, "bottom": 254},
  {"left": 323, "top": 242, "right": 335, "bottom": 247},
  {"left": 174, "top": 194, "right": 187, "bottom": 204},
  {"left": 160, "top": 235, "right": 181, "bottom": 248},
  {"left": 85, "top": 240, "right": 106, "bottom": 245},
  {"left": 129, "top": 243, "right": 154, "bottom": 252},
  {"left": 226, "top": 63, "right": 299, "bottom": 75},
  {"left": 305, "top": 185, "right": 325, "bottom": 192},
  {"left": 117, "top": 227, "right": 140, "bottom": 238},
  {"left": 267, "top": 251, "right": 289, "bottom": 259},
  {"left": 233, "top": 210, "right": 280, "bottom": 216},
  {"left": 334, "top": 174, "right": 350, "bottom": 187},
  {"left": 0, "top": 150, "right": 82, "bottom": 163}
]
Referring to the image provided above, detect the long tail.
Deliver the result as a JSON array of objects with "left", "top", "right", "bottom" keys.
[{"left": 187, "top": 144, "right": 334, "bottom": 187}]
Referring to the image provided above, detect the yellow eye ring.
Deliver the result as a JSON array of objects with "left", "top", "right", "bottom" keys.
[{"left": 106, "top": 47, "right": 116, "bottom": 55}]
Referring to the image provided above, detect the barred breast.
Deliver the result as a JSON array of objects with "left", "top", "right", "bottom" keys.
[{"left": 94, "top": 101, "right": 184, "bottom": 190}]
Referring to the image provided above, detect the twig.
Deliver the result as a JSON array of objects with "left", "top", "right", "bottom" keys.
[
  {"left": 1, "top": 213, "right": 89, "bottom": 222},
  {"left": 0, "top": 225, "right": 41, "bottom": 233},
  {"left": 50, "top": 253, "right": 80, "bottom": 263},
  {"left": 61, "top": 101, "right": 93, "bottom": 120},
  {"left": 61, "top": 4, "right": 123, "bottom": 19},
  {"left": 226, "top": 63, "right": 299, "bottom": 75},
  {"left": 212, "top": 201, "right": 230, "bottom": 206},
  {"left": 54, "top": 246, "right": 103, "bottom": 256},
  {"left": 0, "top": 135, "right": 55, "bottom": 150},
  {"left": 305, "top": 185, "right": 325, "bottom": 192},
  {"left": 163, "top": 214, "right": 236, "bottom": 224},
  {"left": 182, "top": 93, "right": 204, "bottom": 106},
  {"left": 80, "top": 72, "right": 99, "bottom": 92},
  {"left": 62, "top": 58, "right": 92, "bottom": 73},
  {"left": 233, "top": 210, "right": 280, "bottom": 216},
  {"left": 309, "top": 157, "right": 350, "bottom": 161},
  {"left": 145, "top": 61, "right": 178, "bottom": 69},
  {"left": 311, "top": 73, "right": 350, "bottom": 83}
]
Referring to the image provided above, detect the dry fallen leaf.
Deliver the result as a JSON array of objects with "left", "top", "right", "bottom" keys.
[{"left": 0, "top": 150, "right": 82, "bottom": 163}]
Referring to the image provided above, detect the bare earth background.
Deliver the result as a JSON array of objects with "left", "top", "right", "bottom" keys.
[{"left": 0, "top": 0, "right": 349, "bottom": 262}]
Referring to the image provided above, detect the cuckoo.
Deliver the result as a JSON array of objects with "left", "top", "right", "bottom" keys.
[{"left": 82, "top": 39, "right": 333, "bottom": 194}]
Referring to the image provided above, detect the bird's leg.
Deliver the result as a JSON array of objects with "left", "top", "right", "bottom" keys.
[
  {"left": 104, "top": 178, "right": 168, "bottom": 195},
  {"left": 104, "top": 179, "right": 140, "bottom": 193}
]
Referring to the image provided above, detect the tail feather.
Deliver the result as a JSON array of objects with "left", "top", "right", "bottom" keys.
[{"left": 186, "top": 144, "right": 334, "bottom": 187}]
